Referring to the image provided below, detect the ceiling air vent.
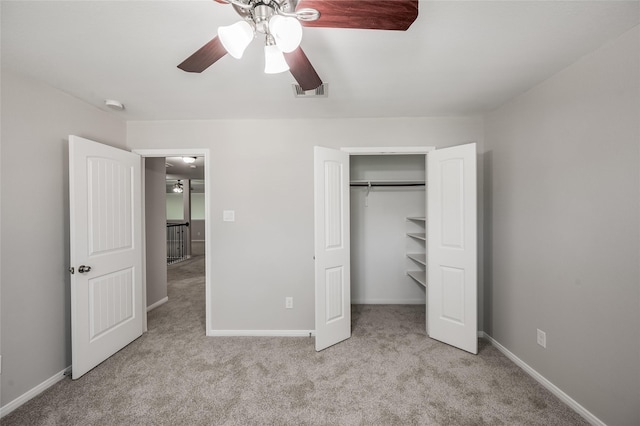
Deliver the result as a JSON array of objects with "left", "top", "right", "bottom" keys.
[{"left": 292, "top": 83, "right": 328, "bottom": 98}]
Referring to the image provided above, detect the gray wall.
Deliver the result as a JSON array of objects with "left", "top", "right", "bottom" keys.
[
  {"left": 0, "top": 70, "right": 126, "bottom": 406},
  {"left": 145, "top": 157, "right": 168, "bottom": 308},
  {"left": 484, "top": 26, "right": 639, "bottom": 425},
  {"left": 191, "top": 219, "right": 205, "bottom": 241},
  {"left": 127, "top": 117, "right": 484, "bottom": 332}
]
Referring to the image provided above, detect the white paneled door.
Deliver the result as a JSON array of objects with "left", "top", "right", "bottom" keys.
[
  {"left": 314, "top": 147, "right": 351, "bottom": 351},
  {"left": 69, "top": 136, "right": 144, "bottom": 379},
  {"left": 427, "top": 143, "right": 477, "bottom": 354}
]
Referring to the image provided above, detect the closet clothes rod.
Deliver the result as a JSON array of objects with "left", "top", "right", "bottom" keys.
[{"left": 349, "top": 181, "right": 426, "bottom": 187}]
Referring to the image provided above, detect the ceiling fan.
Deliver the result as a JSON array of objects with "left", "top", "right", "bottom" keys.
[{"left": 178, "top": 0, "right": 419, "bottom": 91}]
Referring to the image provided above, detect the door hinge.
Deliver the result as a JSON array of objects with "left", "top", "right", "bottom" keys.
[{"left": 69, "top": 267, "right": 75, "bottom": 274}]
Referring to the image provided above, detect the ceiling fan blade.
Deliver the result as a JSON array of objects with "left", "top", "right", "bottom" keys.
[
  {"left": 284, "top": 47, "right": 323, "bottom": 91},
  {"left": 178, "top": 36, "right": 228, "bottom": 73},
  {"left": 297, "top": 0, "right": 418, "bottom": 31}
]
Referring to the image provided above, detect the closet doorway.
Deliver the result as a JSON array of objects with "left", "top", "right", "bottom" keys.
[
  {"left": 314, "top": 145, "right": 477, "bottom": 354},
  {"left": 350, "top": 154, "right": 427, "bottom": 305}
]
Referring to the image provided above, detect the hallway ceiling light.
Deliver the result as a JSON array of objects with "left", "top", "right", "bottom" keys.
[
  {"left": 173, "top": 180, "right": 184, "bottom": 193},
  {"left": 182, "top": 157, "right": 196, "bottom": 164}
]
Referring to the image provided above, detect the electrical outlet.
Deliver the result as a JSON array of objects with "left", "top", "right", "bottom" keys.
[
  {"left": 285, "top": 297, "right": 293, "bottom": 309},
  {"left": 537, "top": 329, "right": 546, "bottom": 348}
]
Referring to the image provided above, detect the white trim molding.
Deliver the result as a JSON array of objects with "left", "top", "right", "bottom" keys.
[
  {"left": 0, "top": 366, "right": 72, "bottom": 418},
  {"left": 481, "top": 332, "right": 605, "bottom": 426},
  {"left": 209, "top": 330, "right": 315, "bottom": 337},
  {"left": 341, "top": 146, "right": 435, "bottom": 155},
  {"left": 146, "top": 296, "right": 168, "bottom": 312}
]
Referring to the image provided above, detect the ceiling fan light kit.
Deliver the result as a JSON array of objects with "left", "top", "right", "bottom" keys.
[
  {"left": 264, "top": 36, "right": 290, "bottom": 73},
  {"left": 218, "top": 20, "right": 255, "bottom": 59},
  {"left": 178, "top": 0, "right": 419, "bottom": 91},
  {"left": 269, "top": 14, "right": 303, "bottom": 53}
]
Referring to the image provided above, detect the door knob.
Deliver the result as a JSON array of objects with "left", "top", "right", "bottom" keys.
[{"left": 78, "top": 265, "right": 92, "bottom": 273}]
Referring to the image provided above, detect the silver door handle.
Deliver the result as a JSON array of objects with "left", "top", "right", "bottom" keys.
[{"left": 78, "top": 265, "right": 92, "bottom": 273}]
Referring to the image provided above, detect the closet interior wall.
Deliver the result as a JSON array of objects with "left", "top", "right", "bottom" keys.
[{"left": 350, "top": 155, "right": 426, "bottom": 304}]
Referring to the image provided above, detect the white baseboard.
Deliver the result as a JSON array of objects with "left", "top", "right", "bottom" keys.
[
  {"left": 482, "top": 332, "right": 605, "bottom": 426},
  {"left": 0, "top": 366, "right": 71, "bottom": 418},
  {"left": 351, "top": 299, "right": 425, "bottom": 305},
  {"left": 208, "top": 330, "right": 315, "bottom": 337},
  {"left": 146, "top": 296, "right": 168, "bottom": 312}
]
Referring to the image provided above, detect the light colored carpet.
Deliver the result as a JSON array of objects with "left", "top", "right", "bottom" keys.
[{"left": 3, "top": 255, "right": 588, "bottom": 425}]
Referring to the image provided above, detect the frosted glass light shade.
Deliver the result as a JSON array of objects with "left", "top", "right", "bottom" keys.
[
  {"left": 218, "top": 21, "right": 254, "bottom": 59},
  {"left": 264, "top": 45, "right": 289, "bottom": 74},
  {"left": 269, "top": 15, "right": 303, "bottom": 53}
]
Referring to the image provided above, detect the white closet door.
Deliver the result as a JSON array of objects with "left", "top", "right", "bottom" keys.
[
  {"left": 314, "top": 146, "right": 351, "bottom": 351},
  {"left": 427, "top": 143, "right": 477, "bottom": 354}
]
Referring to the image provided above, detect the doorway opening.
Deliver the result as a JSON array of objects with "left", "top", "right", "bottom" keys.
[
  {"left": 349, "top": 154, "right": 427, "bottom": 333},
  {"left": 350, "top": 154, "right": 427, "bottom": 304},
  {"left": 165, "top": 156, "right": 205, "bottom": 265},
  {"left": 135, "top": 149, "right": 212, "bottom": 336}
]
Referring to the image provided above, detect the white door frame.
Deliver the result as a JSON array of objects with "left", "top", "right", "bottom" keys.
[
  {"left": 133, "top": 148, "right": 212, "bottom": 335},
  {"left": 341, "top": 147, "right": 434, "bottom": 156}
]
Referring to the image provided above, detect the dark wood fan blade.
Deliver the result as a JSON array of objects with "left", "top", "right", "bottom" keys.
[
  {"left": 298, "top": 0, "right": 418, "bottom": 31},
  {"left": 178, "top": 36, "right": 227, "bottom": 73},
  {"left": 284, "top": 47, "right": 323, "bottom": 91}
]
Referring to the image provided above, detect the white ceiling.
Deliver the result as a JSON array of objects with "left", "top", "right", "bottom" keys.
[
  {"left": 2, "top": 1, "right": 638, "bottom": 121},
  {"left": 165, "top": 156, "right": 205, "bottom": 180}
]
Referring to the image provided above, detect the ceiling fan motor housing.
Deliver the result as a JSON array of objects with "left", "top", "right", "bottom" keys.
[{"left": 252, "top": 4, "right": 277, "bottom": 33}]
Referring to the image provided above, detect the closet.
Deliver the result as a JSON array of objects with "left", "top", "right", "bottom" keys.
[
  {"left": 349, "top": 154, "right": 427, "bottom": 305},
  {"left": 314, "top": 145, "right": 477, "bottom": 355}
]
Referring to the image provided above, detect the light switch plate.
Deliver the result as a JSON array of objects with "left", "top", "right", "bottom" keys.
[
  {"left": 537, "top": 329, "right": 546, "bottom": 348},
  {"left": 223, "top": 210, "right": 235, "bottom": 222}
]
